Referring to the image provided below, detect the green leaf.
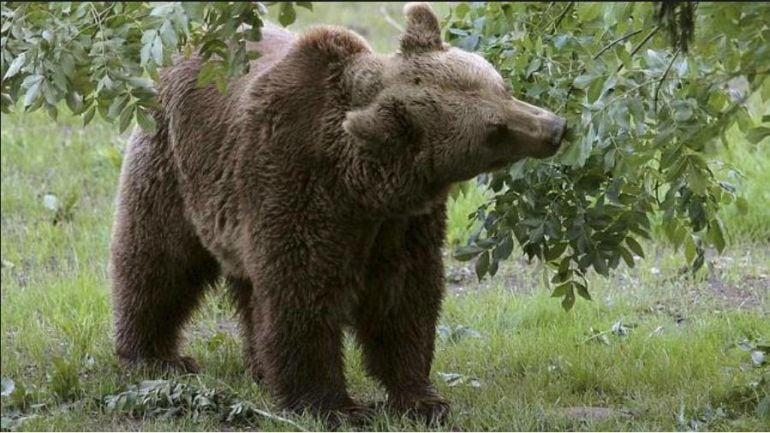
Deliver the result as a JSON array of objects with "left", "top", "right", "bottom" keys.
[
  {"left": 757, "top": 394, "right": 770, "bottom": 421},
  {"left": 108, "top": 95, "right": 129, "bottom": 119},
  {"left": 619, "top": 246, "right": 635, "bottom": 268},
  {"left": 23, "top": 79, "right": 42, "bottom": 108},
  {"left": 551, "top": 268, "right": 573, "bottom": 284},
  {"left": 278, "top": 3, "right": 297, "bottom": 27},
  {"left": 736, "top": 107, "right": 754, "bottom": 133},
  {"left": 159, "top": 20, "right": 178, "bottom": 47},
  {"left": 41, "top": 81, "right": 59, "bottom": 105},
  {"left": 136, "top": 108, "right": 157, "bottom": 133},
  {"left": 686, "top": 163, "right": 707, "bottom": 195},
  {"left": 454, "top": 245, "right": 485, "bottom": 261},
  {"left": 529, "top": 224, "right": 544, "bottom": 244},
  {"left": 551, "top": 282, "right": 572, "bottom": 298},
  {"left": 151, "top": 33, "right": 164, "bottom": 65},
  {"left": 684, "top": 235, "right": 696, "bottom": 264},
  {"left": 573, "top": 74, "right": 597, "bottom": 90},
  {"left": 3, "top": 52, "right": 26, "bottom": 79},
  {"left": 673, "top": 103, "right": 693, "bottom": 122},
  {"left": 83, "top": 105, "right": 96, "bottom": 126},
  {"left": 645, "top": 49, "right": 666, "bottom": 70},
  {"left": 587, "top": 76, "right": 604, "bottom": 104},
  {"left": 475, "top": 251, "right": 490, "bottom": 281},
  {"left": 592, "top": 253, "right": 609, "bottom": 276},
  {"left": 735, "top": 197, "right": 748, "bottom": 215},
  {"left": 200, "top": 39, "right": 229, "bottom": 58},
  {"left": 545, "top": 242, "right": 568, "bottom": 261},
  {"left": 476, "top": 238, "right": 497, "bottom": 249},
  {"left": 493, "top": 235, "right": 514, "bottom": 261},
  {"left": 118, "top": 104, "right": 135, "bottom": 133},
  {"left": 707, "top": 220, "right": 726, "bottom": 253},
  {"left": 561, "top": 290, "right": 576, "bottom": 311},
  {"left": 196, "top": 61, "right": 222, "bottom": 88},
  {"left": 140, "top": 31, "right": 155, "bottom": 66},
  {"left": 625, "top": 237, "right": 644, "bottom": 258},
  {"left": 706, "top": 91, "right": 728, "bottom": 114},
  {"left": 746, "top": 126, "right": 770, "bottom": 144},
  {"left": 574, "top": 282, "right": 592, "bottom": 301},
  {"left": 580, "top": 3, "right": 602, "bottom": 21},
  {"left": 215, "top": 73, "right": 228, "bottom": 95},
  {"left": 455, "top": 3, "right": 470, "bottom": 19},
  {"left": 761, "top": 76, "right": 770, "bottom": 102},
  {"left": 65, "top": 92, "right": 84, "bottom": 114}
]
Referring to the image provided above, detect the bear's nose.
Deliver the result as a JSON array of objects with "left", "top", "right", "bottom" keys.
[{"left": 550, "top": 117, "right": 567, "bottom": 149}]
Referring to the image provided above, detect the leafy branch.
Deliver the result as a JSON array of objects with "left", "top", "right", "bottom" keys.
[
  {"left": 0, "top": 2, "right": 310, "bottom": 132},
  {"left": 101, "top": 378, "right": 307, "bottom": 430},
  {"left": 447, "top": 2, "right": 769, "bottom": 309},
  {"left": 654, "top": 48, "right": 680, "bottom": 111}
]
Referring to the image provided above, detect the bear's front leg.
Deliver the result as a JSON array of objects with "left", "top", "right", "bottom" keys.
[
  {"left": 247, "top": 232, "right": 369, "bottom": 424},
  {"left": 355, "top": 208, "right": 450, "bottom": 424}
]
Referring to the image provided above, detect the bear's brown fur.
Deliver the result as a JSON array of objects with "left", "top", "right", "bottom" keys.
[{"left": 110, "top": 2, "right": 566, "bottom": 423}]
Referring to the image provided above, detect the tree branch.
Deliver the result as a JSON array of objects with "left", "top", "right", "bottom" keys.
[
  {"left": 654, "top": 48, "right": 680, "bottom": 112},
  {"left": 550, "top": 2, "right": 574, "bottom": 34},
  {"left": 617, "top": 25, "right": 660, "bottom": 73},
  {"left": 561, "top": 30, "right": 644, "bottom": 111},
  {"left": 593, "top": 29, "right": 643, "bottom": 60}
]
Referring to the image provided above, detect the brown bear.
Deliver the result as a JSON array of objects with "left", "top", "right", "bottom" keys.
[{"left": 109, "top": 2, "right": 566, "bottom": 424}]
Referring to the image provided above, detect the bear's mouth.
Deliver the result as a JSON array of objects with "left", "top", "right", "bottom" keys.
[{"left": 488, "top": 158, "right": 512, "bottom": 171}]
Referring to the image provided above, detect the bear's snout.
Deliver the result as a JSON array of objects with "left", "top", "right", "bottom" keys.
[{"left": 549, "top": 116, "right": 567, "bottom": 150}]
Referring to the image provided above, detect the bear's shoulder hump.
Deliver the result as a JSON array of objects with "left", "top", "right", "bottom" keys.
[{"left": 291, "top": 25, "right": 371, "bottom": 64}]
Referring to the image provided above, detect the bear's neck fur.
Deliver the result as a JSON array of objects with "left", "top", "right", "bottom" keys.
[
  {"left": 342, "top": 53, "right": 389, "bottom": 109},
  {"left": 339, "top": 52, "right": 453, "bottom": 217}
]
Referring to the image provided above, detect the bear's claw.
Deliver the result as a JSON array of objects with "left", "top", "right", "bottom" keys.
[
  {"left": 174, "top": 355, "right": 201, "bottom": 373},
  {"left": 389, "top": 393, "right": 450, "bottom": 426}
]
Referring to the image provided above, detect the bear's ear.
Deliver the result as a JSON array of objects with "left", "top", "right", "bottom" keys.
[
  {"left": 400, "top": 2, "right": 443, "bottom": 54},
  {"left": 343, "top": 97, "right": 414, "bottom": 148}
]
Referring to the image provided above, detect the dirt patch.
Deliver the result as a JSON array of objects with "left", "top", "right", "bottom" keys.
[
  {"left": 707, "top": 273, "right": 767, "bottom": 310},
  {"left": 190, "top": 316, "right": 240, "bottom": 342},
  {"left": 445, "top": 256, "right": 543, "bottom": 297}
]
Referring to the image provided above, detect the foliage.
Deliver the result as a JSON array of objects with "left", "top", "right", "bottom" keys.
[
  {"left": 2, "top": 2, "right": 768, "bottom": 312},
  {"left": 0, "top": 2, "right": 309, "bottom": 132},
  {"left": 101, "top": 378, "right": 305, "bottom": 430},
  {"left": 446, "top": 2, "right": 770, "bottom": 309}
]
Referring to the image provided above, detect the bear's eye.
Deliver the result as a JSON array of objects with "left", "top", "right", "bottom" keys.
[
  {"left": 413, "top": 77, "right": 422, "bottom": 85},
  {"left": 486, "top": 123, "right": 512, "bottom": 147}
]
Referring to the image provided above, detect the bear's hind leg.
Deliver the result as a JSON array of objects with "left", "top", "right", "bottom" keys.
[
  {"left": 110, "top": 130, "right": 219, "bottom": 373},
  {"left": 111, "top": 243, "right": 218, "bottom": 372},
  {"left": 226, "top": 277, "right": 265, "bottom": 381}
]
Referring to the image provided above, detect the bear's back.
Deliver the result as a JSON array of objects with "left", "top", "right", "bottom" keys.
[{"left": 151, "top": 24, "right": 373, "bottom": 277}]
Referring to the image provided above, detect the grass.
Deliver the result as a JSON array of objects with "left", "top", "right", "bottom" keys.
[
  {"left": 2, "top": 2, "right": 769, "bottom": 431},
  {"left": 713, "top": 125, "right": 770, "bottom": 243}
]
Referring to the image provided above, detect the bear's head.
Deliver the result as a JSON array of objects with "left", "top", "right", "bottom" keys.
[{"left": 343, "top": 2, "right": 567, "bottom": 186}]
